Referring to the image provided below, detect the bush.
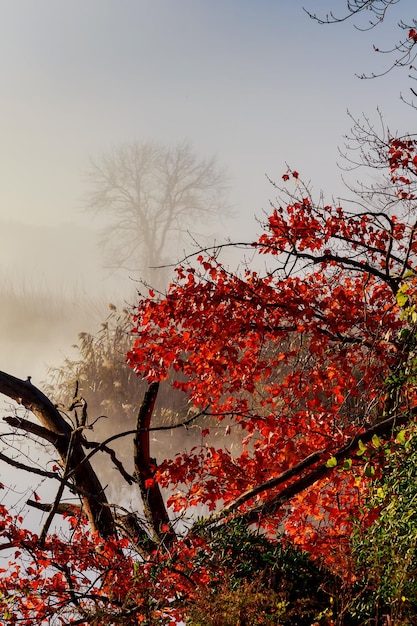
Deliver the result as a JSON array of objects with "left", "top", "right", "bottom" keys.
[{"left": 186, "top": 520, "right": 337, "bottom": 625}]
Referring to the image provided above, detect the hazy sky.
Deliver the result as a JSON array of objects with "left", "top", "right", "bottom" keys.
[{"left": 0, "top": 0, "right": 416, "bottom": 296}]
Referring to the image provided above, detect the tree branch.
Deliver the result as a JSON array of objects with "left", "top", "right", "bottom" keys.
[
  {"left": 198, "top": 410, "right": 410, "bottom": 531},
  {"left": 133, "top": 382, "right": 176, "bottom": 547},
  {"left": 27, "top": 499, "right": 83, "bottom": 516},
  {"left": 39, "top": 430, "right": 77, "bottom": 544},
  {"left": 238, "top": 411, "right": 407, "bottom": 526},
  {"left": 0, "top": 371, "right": 116, "bottom": 538},
  {"left": 4, "top": 414, "right": 67, "bottom": 446}
]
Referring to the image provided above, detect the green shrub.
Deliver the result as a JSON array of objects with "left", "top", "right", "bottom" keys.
[
  {"left": 186, "top": 520, "right": 336, "bottom": 626},
  {"left": 351, "top": 425, "right": 417, "bottom": 624}
]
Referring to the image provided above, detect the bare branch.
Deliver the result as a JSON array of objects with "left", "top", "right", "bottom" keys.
[
  {"left": 304, "top": 1, "right": 400, "bottom": 29},
  {"left": 40, "top": 430, "right": 77, "bottom": 544},
  {"left": 0, "top": 371, "right": 116, "bottom": 537},
  {"left": 27, "top": 499, "right": 82, "bottom": 515},
  {"left": 4, "top": 414, "right": 66, "bottom": 446}
]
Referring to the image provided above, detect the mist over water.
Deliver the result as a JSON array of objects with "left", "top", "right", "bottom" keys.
[
  {"left": 1, "top": 0, "right": 413, "bottom": 388},
  {"left": 0, "top": 202, "right": 235, "bottom": 526},
  {"left": 0, "top": 215, "right": 147, "bottom": 519},
  {"left": 1, "top": 219, "right": 139, "bottom": 380}
]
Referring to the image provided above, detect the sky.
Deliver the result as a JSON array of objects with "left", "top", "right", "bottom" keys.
[{"left": 0, "top": 0, "right": 417, "bottom": 376}]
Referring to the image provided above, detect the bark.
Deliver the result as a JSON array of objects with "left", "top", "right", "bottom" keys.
[{"left": 133, "top": 382, "right": 176, "bottom": 547}]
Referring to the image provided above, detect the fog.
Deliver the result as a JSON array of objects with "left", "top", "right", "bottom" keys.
[
  {"left": 1, "top": 0, "right": 417, "bottom": 530},
  {"left": 0, "top": 219, "right": 123, "bottom": 380}
]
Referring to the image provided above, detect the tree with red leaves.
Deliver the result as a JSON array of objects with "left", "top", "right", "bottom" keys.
[
  {"left": 127, "top": 139, "right": 417, "bottom": 553},
  {"left": 1, "top": 126, "right": 417, "bottom": 623},
  {"left": 3, "top": 2, "right": 417, "bottom": 619}
]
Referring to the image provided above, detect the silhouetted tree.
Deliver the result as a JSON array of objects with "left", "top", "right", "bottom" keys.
[{"left": 85, "top": 141, "right": 229, "bottom": 290}]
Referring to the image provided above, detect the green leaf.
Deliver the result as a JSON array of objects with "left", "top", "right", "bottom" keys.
[
  {"left": 325, "top": 456, "right": 337, "bottom": 468},
  {"left": 396, "top": 292, "right": 409, "bottom": 307},
  {"left": 357, "top": 440, "right": 367, "bottom": 456},
  {"left": 398, "top": 328, "right": 411, "bottom": 341},
  {"left": 372, "top": 434, "right": 381, "bottom": 448},
  {"left": 364, "top": 464, "right": 375, "bottom": 478},
  {"left": 376, "top": 487, "right": 385, "bottom": 499},
  {"left": 342, "top": 458, "right": 352, "bottom": 470},
  {"left": 396, "top": 429, "right": 407, "bottom": 444}
]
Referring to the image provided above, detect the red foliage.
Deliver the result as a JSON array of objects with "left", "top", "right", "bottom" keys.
[
  {"left": 409, "top": 28, "right": 417, "bottom": 43},
  {"left": 3, "top": 135, "right": 417, "bottom": 622},
  {"left": 127, "top": 147, "right": 417, "bottom": 568}
]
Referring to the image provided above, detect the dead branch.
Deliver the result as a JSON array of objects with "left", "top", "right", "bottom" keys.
[
  {"left": 4, "top": 414, "right": 66, "bottom": 446},
  {"left": 0, "top": 371, "right": 116, "bottom": 538}
]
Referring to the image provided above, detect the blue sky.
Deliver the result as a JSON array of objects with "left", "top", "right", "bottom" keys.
[{"left": 0, "top": 0, "right": 416, "bottom": 294}]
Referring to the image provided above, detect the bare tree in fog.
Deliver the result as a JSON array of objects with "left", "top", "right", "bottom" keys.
[{"left": 85, "top": 141, "right": 229, "bottom": 289}]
